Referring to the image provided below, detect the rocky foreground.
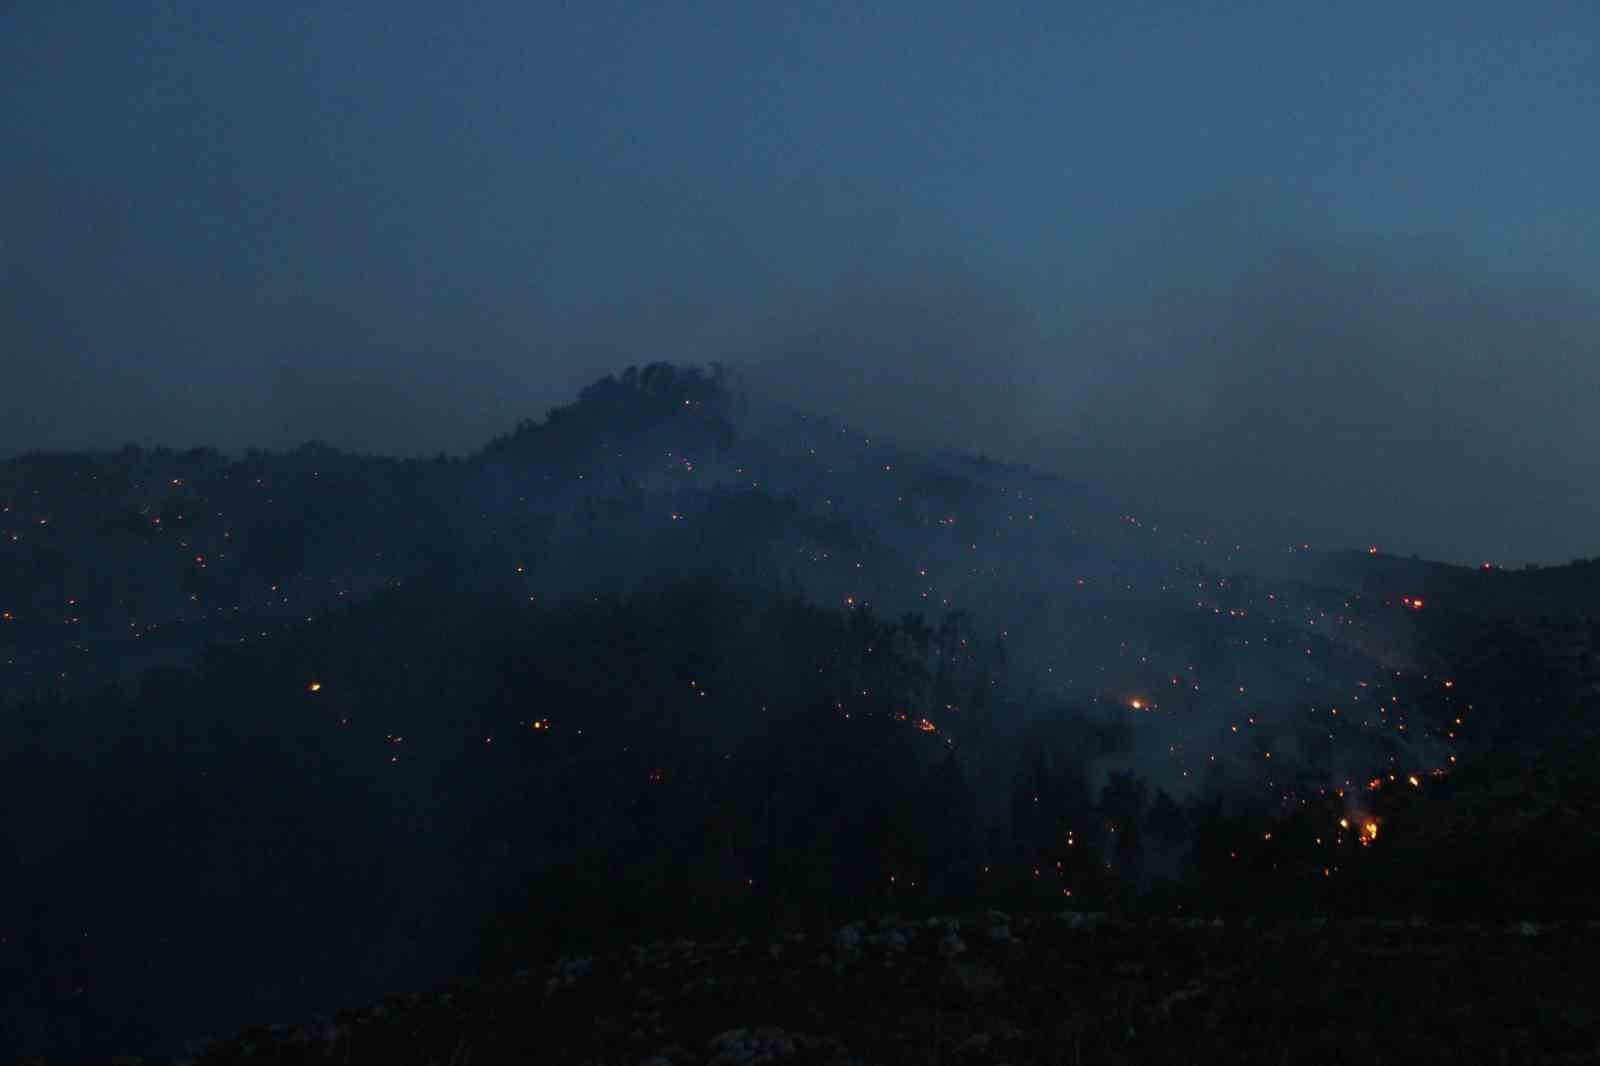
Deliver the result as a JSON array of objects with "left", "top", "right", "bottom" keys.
[{"left": 180, "top": 911, "right": 1600, "bottom": 1066}]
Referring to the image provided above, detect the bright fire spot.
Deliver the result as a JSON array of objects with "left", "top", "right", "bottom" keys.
[
  {"left": 1368, "top": 546, "right": 1378, "bottom": 555},
  {"left": 1362, "top": 821, "right": 1379, "bottom": 843},
  {"left": 307, "top": 681, "right": 322, "bottom": 692},
  {"left": 916, "top": 718, "right": 937, "bottom": 732},
  {"left": 1444, "top": 680, "right": 1454, "bottom": 688},
  {"left": 531, "top": 718, "right": 549, "bottom": 730},
  {"left": 1129, "top": 698, "right": 1144, "bottom": 710},
  {"left": 1407, "top": 775, "right": 1420, "bottom": 787},
  {"left": 1339, "top": 818, "right": 1350, "bottom": 829}
]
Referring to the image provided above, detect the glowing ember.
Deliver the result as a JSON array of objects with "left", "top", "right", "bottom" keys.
[
  {"left": 1129, "top": 698, "right": 1144, "bottom": 710},
  {"left": 307, "top": 681, "right": 322, "bottom": 692}
]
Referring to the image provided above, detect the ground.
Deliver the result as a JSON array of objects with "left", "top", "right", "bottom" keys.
[{"left": 179, "top": 909, "right": 1600, "bottom": 1066}]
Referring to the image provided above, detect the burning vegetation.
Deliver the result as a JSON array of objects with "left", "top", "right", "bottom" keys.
[{"left": 3, "top": 363, "right": 1599, "bottom": 1065}]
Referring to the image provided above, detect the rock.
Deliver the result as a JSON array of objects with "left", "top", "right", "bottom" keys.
[
  {"left": 707, "top": 1025, "right": 798, "bottom": 1066},
  {"left": 1058, "top": 910, "right": 1107, "bottom": 931},
  {"left": 865, "top": 928, "right": 908, "bottom": 952},
  {"left": 954, "top": 1032, "right": 992, "bottom": 1055}
]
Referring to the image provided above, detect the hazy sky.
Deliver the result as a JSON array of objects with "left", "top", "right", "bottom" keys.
[{"left": 4, "top": 0, "right": 1598, "bottom": 565}]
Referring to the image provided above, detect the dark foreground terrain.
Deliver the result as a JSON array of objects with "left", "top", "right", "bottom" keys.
[{"left": 172, "top": 909, "right": 1599, "bottom": 1066}]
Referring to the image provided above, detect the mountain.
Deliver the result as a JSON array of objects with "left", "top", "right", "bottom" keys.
[{"left": 2, "top": 362, "right": 1597, "bottom": 1065}]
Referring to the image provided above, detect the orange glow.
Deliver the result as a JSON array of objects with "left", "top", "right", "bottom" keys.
[
  {"left": 307, "top": 681, "right": 322, "bottom": 692},
  {"left": 916, "top": 718, "right": 937, "bottom": 732},
  {"left": 1129, "top": 698, "right": 1143, "bottom": 710},
  {"left": 1407, "top": 775, "right": 1420, "bottom": 787},
  {"left": 1362, "top": 821, "right": 1379, "bottom": 843}
]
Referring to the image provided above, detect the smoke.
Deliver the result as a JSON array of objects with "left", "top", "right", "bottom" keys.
[
  {"left": 728, "top": 250, "right": 1040, "bottom": 462},
  {"left": 1024, "top": 195, "right": 1600, "bottom": 567},
  {"left": 713, "top": 190, "right": 1600, "bottom": 567},
  {"left": 7, "top": 155, "right": 1599, "bottom": 564}
]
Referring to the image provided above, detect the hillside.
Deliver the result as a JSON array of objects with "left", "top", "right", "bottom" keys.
[{"left": 3, "top": 363, "right": 1598, "bottom": 1065}]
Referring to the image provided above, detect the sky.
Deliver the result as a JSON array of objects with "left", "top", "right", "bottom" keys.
[{"left": 3, "top": 0, "right": 1598, "bottom": 566}]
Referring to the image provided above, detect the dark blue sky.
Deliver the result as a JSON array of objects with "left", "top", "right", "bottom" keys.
[{"left": 4, "top": 0, "right": 1598, "bottom": 564}]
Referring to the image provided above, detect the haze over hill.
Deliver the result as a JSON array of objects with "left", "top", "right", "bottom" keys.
[
  {"left": 8, "top": 207, "right": 1598, "bottom": 567},
  {"left": 8, "top": 0, "right": 1600, "bottom": 567}
]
